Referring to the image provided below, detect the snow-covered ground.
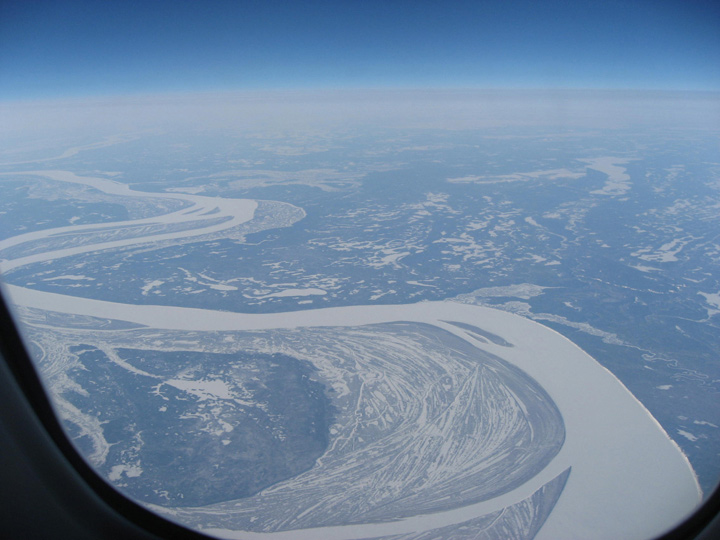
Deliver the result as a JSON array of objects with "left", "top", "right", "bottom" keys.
[{"left": 0, "top": 165, "right": 703, "bottom": 540}]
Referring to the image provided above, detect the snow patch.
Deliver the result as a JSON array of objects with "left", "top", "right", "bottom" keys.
[
  {"left": 259, "top": 288, "right": 327, "bottom": 298},
  {"left": 165, "top": 378, "right": 233, "bottom": 401}
]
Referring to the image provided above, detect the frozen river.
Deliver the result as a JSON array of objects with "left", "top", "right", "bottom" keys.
[{"left": 6, "top": 284, "right": 701, "bottom": 540}]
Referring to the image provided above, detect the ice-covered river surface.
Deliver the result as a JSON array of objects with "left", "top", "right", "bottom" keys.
[{"left": 7, "top": 285, "right": 700, "bottom": 540}]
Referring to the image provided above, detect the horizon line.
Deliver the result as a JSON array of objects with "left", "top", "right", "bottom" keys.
[{"left": 3, "top": 86, "right": 720, "bottom": 106}]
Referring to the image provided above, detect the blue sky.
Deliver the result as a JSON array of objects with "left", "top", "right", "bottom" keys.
[{"left": 1, "top": 0, "right": 719, "bottom": 100}]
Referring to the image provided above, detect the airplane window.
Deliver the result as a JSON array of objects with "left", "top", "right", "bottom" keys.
[{"left": 1, "top": 2, "right": 719, "bottom": 539}]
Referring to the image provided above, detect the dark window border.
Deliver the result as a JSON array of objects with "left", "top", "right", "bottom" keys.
[{"left": 0, "top": 286, "right": 209, "bottom": 540}]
